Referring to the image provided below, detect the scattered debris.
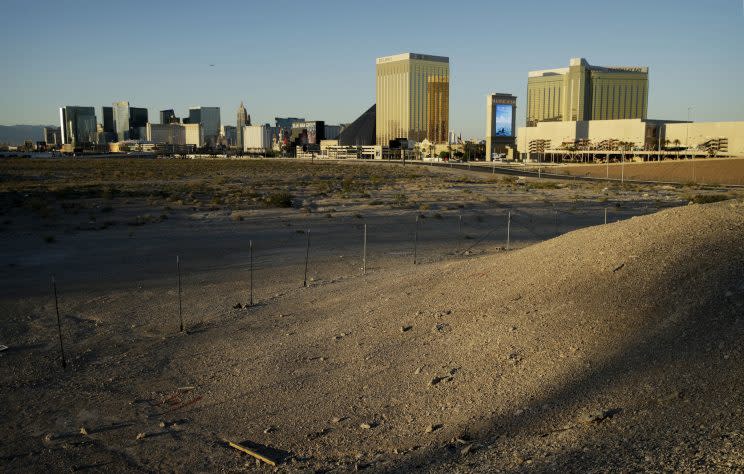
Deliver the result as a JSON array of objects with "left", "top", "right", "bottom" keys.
[
  {"left": 401, "top": 325, "right": 413, "bottom": 332},
  {"left": 425, "top": 423, "right": 442, "bottom": 433},
  {"left": 233, "top": 303, "right": 243, "bottom": 309},
  {"left": 582, "top": 408, "right": 622, "bottom": 424},
  {"left": 0, "top": 344, "right": 8, "bottom": 352},
  {"left": 360, "top": 422, "right": 376, "bottom": 430},
  {"left": 79, "top": 426, "right": 88, "bottom": 436},
  {"left": 224, "top": 439, "right": 278, "bottom": 466},
  {"left": 136, "top": 432, "right": 146, "bottom": 440},
  {"left": 331, "top": 416, "right": 347, "bottom": 424},
  {"left": 613, "top": 263, "right": 625, "bottom": 273}
]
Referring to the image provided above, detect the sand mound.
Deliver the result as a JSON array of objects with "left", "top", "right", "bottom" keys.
[{"left": 3, "top": 200, "right": 744, "bottom": 472}]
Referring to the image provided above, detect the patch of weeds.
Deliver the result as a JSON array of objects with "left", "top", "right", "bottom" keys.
[
  {"left": 264, "top": 192, "right": 293, "bottom": 208},
  {"left": 393, "top": 193, "right": 408, "bottom": 208},
  {"left": 369, "top": 200, "right": 384, "bottom": 206},
  {"left": 687, "top": 194, "right": 730, "bottom": 204}
]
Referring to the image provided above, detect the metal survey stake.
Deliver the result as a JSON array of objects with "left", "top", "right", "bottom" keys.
[
  {"left": 413, "top": 215, "right": 419, "bottom": 264},
  {"left": 303, "top": 229, "right": 310, "bottom": 287},
  {"left": 506, "top": 211, "right": 511, "bottom": 251},
  {"left": 177, "top": 255, "right": 183, "bottom": 332},
  {"left": 249, "top": 240, "right": 254, "bottom": 306},
  {"left": 554, "top": 210, "right": 559, "bottom": 236},
  {"left": 363, "top": 224, "right": 367, "bottom": 275},
  {"left": 52, "top": 276, "right": 66, "bottom": 369},
  {"left": 604, "top": 207, "right": 608, "bottom": 225}
]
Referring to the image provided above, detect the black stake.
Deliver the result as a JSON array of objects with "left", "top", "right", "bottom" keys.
[
  {"left": 303, "top": 229, "right": 310, "bottom": 287},
  {"left": 363, "top": 224, "right": 367, "bottom": 275},
  {"left": 52, "top": 275, "right": 67, "bottom": 369},
  {"left": 177, "top": 255, "right": 183, "bottom": 332},
  {"left": 249, "top": 240, "right": 254, "bottom": 306},
  {"left": 413, "top": 214, "right": 419, "bottom": 264},
  {"left": 554, "top": 210, "right": 559, "bottom": 236}
]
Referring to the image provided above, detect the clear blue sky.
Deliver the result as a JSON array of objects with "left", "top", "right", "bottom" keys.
[{"left": 1, "top": 0, "right": 743, "bottom": 137}]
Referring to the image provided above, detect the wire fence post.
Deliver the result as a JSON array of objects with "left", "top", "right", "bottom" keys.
[
  {"left": 363, "top": 224, "right": 367, "bottom": 275},
  {"left": 177, "top": 255, "right": 183, "bottom": 332},
  {"left": 604, "top": 207, "right": 608, "bottom": 225},
  {"left": 554, "top": 209, "right": 559, "bottom": 236},
  {"left": 52, "top": 275, "right": 66, "bottom": 369},
  {"left": 413, "top": 215, "right": 419, "bottom": 265},
  {"left": 249, "top": 240, "right": 254, "bottom": 306},
  {"left": 506, "top": 211, "right": 511, "bottom": 251},
  {"left": 303, "top": 229, "right": 310, "bottom": 287}
]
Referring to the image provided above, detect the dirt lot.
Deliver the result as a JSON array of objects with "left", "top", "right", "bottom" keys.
[
  {"left": 551, "top": 156, "right": 744, "bottom": 185},
  {"left": 1, "top": 158, "right": 743, "bottom": 472}
]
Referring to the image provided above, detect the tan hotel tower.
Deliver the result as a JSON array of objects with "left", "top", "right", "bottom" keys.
[
  {"left": 527, "top": 58, "right": 648, "bottom": 126},
  {"left": 375, "top": 53, "right": 449, "bottom": 146}
]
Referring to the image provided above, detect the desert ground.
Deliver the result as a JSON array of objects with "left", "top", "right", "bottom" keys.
[
  {"left": 1, "top": 158, "right": 743, "bottom": 472},
  {"left": 541, "top": 156, "right": 744, "bottom": 186}
]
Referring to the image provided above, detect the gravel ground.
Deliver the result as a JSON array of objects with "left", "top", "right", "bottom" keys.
[{"left": 1, "top": 197, "right": 743, "bottom": 472}]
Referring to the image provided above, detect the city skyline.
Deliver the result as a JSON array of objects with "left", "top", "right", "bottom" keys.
[{"left": 1, "top": 0, "right": 744, "bottom": 137}]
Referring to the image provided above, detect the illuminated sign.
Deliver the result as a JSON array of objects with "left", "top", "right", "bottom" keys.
[{"left": 494, "top": 104, "right": 513, "bottom": 137}]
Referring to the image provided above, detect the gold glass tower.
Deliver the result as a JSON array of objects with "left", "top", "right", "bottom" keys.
[
  {"left": 526, "top": 58, "right": 648, "bottom": 126},
  {"left": 375, "top": 53, "right": 449, "bottom": 145}
]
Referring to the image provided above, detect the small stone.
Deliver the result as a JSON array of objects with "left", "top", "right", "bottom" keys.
[
  {"left": 79, "top": 427, "right": 88, "bottom": 436},
  {"left": 401, "top": 325, "right": 413, "bottom": 332},
  {"left": 263, "top": 426, "right": 275, "bottom": 433},
  {"left": 460, "top": 444, "right": 474, "bottom": 455},
  {"left": 414, "top": 366, "right": 423, "bottom": 375},
  {"left": 331, "top": 416, "right": 346, "bottom": 424},
  {"left": 158, "top": 421, "right": 166, "bottom": 428},
  {"left": 233, "top": 303, "right": 243, "bottom": 309},
  {"left": 136, "top": 432, "right": 146, "bottom": 440},
  {"left": 360, "top": 422, "right": 372, "bottom": 430}
]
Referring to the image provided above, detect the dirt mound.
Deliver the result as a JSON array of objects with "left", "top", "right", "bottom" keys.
[{"left": 2, "top": 200, "right": 744, "bottom": 472}]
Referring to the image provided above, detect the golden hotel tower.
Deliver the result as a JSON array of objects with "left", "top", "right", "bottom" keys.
[{"left": 375, "top": 53, "right": 449, "bottom": 146}]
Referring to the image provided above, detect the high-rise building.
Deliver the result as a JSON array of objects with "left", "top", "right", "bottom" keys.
[
  {"left": 102, "top": 107, "right": 114, "bottom": 133},
  {"left": 236, "top": 102, "right": 251, "bottom": 149},
  {"left": 160, "top": 109, "right": 178, "bottom": 124},
  {"left": 43, "top": 126, "right": 62, "bottom": 146},
  {"left": 111, "top": 102, "right": 149, "bottom": 141},
  {"left": 129, "top": 107, "right": 148, "bottom": 139},
  {"left": 526, "top": 57, "right": 648, "bottom": 127},
  {"left": 186, "top": 106, "right": 220, "bottom": 147},
  {"left": 486, "top": 93, "right": 517, "bottom": 161},
  {"left": 59, "top": 106, "right": 97, "bottom": 146},
  {"left": 375, "top": 52, "right": 449, "bottom": 145},
  {"left": 112, "top": 101, "right": 131, "bottom": 141},
  {"left": 221, "top": 125, "right": 237, "bottom": 147}
]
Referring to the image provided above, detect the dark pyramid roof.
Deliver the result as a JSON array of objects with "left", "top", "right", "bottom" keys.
[{"left": 338, "top": 104, "right": 375, "bottom": 146}]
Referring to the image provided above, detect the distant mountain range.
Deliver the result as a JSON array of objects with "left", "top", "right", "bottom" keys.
[{"left": 0, "top": 125, "right": 53, "bottom": 145}]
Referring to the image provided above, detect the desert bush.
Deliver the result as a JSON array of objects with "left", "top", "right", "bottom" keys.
[
  {"left": 264, "top": 192, "right": 293, "bottom": 208},
  {"left": 688, "top": 194, "right": 730, "bottom": 204}
]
